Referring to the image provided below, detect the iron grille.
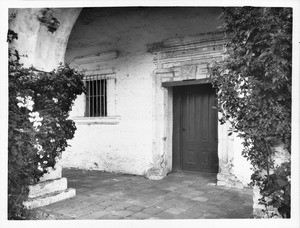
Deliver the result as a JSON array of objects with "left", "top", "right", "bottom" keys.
[{"left": 84, "top": 75, "right": 107, "bottom": 117}]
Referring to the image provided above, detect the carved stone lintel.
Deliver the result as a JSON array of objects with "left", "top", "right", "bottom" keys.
[
  {"left": 180, "top": 65, "right": 197, "bottom": 80},
  {"left": 152, "top": 33, "right": 225, "bottom": 84}
]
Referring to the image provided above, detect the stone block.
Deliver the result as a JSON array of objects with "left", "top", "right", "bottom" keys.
[
  {"left": 173, "top": 75, "right": 181, "bottom": 81},
  {"left": 173, "top": 71, "right": 181, "bottom": 78},
  {"left": 217, "top": 172, "right": 245, "bottom": 189},
  {"left": 40, "top": 164, "right": 62, "bottom": 182},
  {"left": 28, "top": 177, "right": 68, "bottom": 198},
  {"left": 217, "top": 180, "right": 226, "bottom": 186},
  {"left": 217, "top": 173, "right": 226, "bottom": 181},
  {"left": 162, "top": 62, "right": 181, "bottom": 69},
  {"left": 161, "top": 77, "right": 172, "bottom": 83},
  {"left": 145, "top": 167, "right": 166, "bottom": 180},
  {"left": 196, "top": 73, "right": 207, "bottom": 79},
  {"left": 180, "top": 65, "right": 197, "bottom": 80},
  {"left": 24, "top": 188, "right": 76, "bottom": 209}
]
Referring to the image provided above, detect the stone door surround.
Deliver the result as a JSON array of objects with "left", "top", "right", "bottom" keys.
[{"left": 147, "top": 31, "right": 246, "bottom": 188}]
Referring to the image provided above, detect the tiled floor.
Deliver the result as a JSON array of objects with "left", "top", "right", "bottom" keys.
[{"left": 32, "top": 169, "right": 253, "bottom": 219}]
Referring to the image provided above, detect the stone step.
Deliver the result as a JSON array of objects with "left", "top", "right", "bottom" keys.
[
  {"left": 24, "top": 188, "right": 76, "bottom": 209},
  {"left": 39, "top": 165, "right": 62, "bottom": 182},
  {"left": 28, "top": 177, "right": 68, "bottom": 198}
]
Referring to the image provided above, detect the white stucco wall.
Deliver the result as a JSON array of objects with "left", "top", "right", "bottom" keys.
[
  {"left": 62, "top": 7, "right": 252, "bottom": 183},
  {"left": 231, "top": 134, "right": 252, "bottom": 185},
  {"left": 64, "top": 54, "right": 155, "bottom": 175}
]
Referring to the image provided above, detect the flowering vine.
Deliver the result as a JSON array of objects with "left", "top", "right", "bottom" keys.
[{"left": 8, "top": 22, "right": 85, "bottom": 219}]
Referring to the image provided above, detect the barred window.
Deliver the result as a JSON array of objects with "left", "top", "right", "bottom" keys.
[{"left": 84, "top": 75, "right": 107, "bottom": 117}]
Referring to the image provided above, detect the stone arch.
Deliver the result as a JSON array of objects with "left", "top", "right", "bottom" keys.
[{"left": 9, "top": 8, "right": 82, "bottom": 71}]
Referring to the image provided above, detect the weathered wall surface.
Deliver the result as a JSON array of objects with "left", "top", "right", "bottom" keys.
[
  {"left": 63, "top": 7, "right": 223, "bottom": 175},
  {"left": 64, "top": 54, "right": 155, "bottom": 175},
  {"left": 63, "top": 7, "right": 252, "bottom": 182},
  {"left": 9, "top": 8, "right": 81, "bottom": 71}
]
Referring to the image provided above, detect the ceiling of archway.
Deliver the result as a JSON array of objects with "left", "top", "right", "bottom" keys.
[{"left": 79, "top": 7, "right": 141, "bottom": 25}]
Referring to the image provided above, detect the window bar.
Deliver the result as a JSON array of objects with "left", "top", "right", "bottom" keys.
[
  {"left": 88, "top": 75, "right": 91, "bottom": 117},
  {"left": 104, "top": 79, "right": 107, "bottom": 116},
  {"left": 96, "top": 75, "right": 99, "bottom": 117},
  {"left": 87, "top": 75, "right": 90, "bottom": 117},
  {"left": 99, "top": 78, "right": 102, "bottom": 116},
  {"left": 92, "top": 76, "right": 95, "bottom": 117},
  {"left": 98, "top": 75, "right": 100, "bottom": 117},
  {"left": 102, "top": 78, "right": 104, "bottom": 116},
  {"left": 85, "top": 79, "right": 88, "bottom": 117}
]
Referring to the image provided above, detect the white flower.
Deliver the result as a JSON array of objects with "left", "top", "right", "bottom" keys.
[
  {"left": 34, "top": 143, "right": 43, "bottom": 154},
  {"left": 37, "top": 162, "right": 43, "bottom": 171},
  {"left": 52, "top": 98, "right": 58, "bottom": 103},
  {"left": 25, "top": 96, "right": 34, "bottom": 111},
  {"left": 16, "top": 96, "right": 34, "bottom": 111},
  {"left": 16, "top": 96, "right": 25, "bottom": 103},
  {"left": 29, "top": 111, "right": 41, "bottom": 119},
  {"left": 50, "top": 139, "right": 55, "bottom": 143},
  {"left": 33, "top": 121, "right": 42, "bottom": 128},
  {"left": 28, "top": 111, "right": 43, "bottom": 131}
]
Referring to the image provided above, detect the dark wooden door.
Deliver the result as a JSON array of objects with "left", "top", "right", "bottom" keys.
[{"left": 173, "top": 84, "right": 218, "bottom": 173}]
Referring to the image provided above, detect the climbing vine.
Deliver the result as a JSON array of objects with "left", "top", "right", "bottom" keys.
[
  {"left": 8, "top": 13, "right": 85, "bottom": 219},
  {"left": 210, "top": 7, "right": 292, "bottom": 218}
]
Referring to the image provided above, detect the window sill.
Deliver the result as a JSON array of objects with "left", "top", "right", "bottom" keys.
[{"left": 71, "top": 116, "right": 121, "bottom": 125}]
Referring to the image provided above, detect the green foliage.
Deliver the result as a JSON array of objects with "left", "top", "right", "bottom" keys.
[
  {"left": 210, "top": 7, "right": 292, "bottom": 218},
  {"left": 255, "top": 162, "right": 291, "bottom": 218},
  {"left": 8, "top": 28, "right": 85, "bottom": 219}
]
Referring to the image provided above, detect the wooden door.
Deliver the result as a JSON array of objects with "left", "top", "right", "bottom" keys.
[{"left": 173, "top": 84, "right": 218, "bottom": 173}]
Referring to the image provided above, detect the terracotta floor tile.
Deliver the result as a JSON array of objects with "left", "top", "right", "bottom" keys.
[{"left": 33, "top": 168, "right": 253, "bottom": 220}]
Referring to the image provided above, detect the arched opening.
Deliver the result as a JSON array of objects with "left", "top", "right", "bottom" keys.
[{"left": 9, "top": 7, "right": 253, "bottom": 209}]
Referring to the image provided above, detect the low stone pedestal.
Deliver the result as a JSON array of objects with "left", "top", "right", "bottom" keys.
[
  {"left": 23, "top": 161, "right": 76, "bottom": 209},
  {"left": 217, "top": 160, "right": 245, "bottom": 189},
  {"left": 145, "top": 167, "right": 166, "bottom": 180},
  {"left": 217, "top": 172, "right": 244, "bottom": 189}
]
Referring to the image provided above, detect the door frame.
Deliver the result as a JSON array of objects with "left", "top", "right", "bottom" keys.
[
  {"left": 152, "top": 73, "right": 235, "bottom": 179},
  {"left": 153, "top": 76, "right": 237, "bottom": 178},
  {"left": 149, "top": 32, "right": 244, "bottom": 185}
]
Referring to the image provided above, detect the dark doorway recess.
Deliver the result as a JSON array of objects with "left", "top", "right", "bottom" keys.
[{"left": 173, "top": 83, "right": 218, "bottom": 173}]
